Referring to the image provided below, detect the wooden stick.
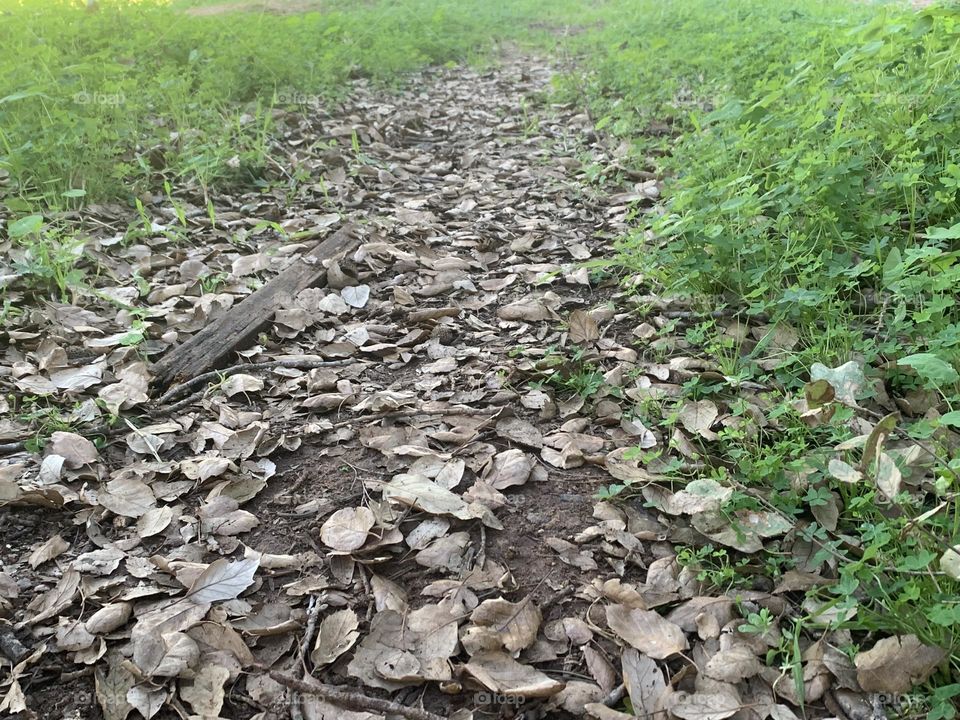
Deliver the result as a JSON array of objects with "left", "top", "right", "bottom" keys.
[
  {"left": 150, "top": 223, "right": 358, "bottom": 388},
  {"left": 157, "top": 357, "right": 355, "bottom": 404},
  {"left": 269, "top": 672, "right": 446, "bottom": 720}
]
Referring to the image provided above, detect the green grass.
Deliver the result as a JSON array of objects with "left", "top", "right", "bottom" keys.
[
  {"left": 0, "top": 0, "right": 582, "bottom": 209},
  {"left": 6, "top": 0, "right": 960, "bottom": 713},
  {"left": 566, "top": 0, "right": 960, "bottom": 712}
]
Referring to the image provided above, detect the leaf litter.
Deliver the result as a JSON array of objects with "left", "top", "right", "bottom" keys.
[{"left": 0, "top": 53, "right": 947, "bottom": 720}]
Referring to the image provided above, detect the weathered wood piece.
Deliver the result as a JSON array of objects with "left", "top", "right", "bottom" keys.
[{"left": 150, "top": 223, "right": 358, "bottom": 388}]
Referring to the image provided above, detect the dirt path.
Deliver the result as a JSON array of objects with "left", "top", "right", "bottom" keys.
[
  {"left": 0, "top": 54, "right": 659, "bottom": 719},
  {"left": 1, "top": 53, "right": 853, "bottom": 720}
]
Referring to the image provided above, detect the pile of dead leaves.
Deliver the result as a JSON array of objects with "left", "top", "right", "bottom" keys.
[{"left": 0, "top": 56, "right": 950, "bottom": 720}]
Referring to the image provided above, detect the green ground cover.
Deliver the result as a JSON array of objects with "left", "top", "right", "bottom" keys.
[{"left": 4, "top": 0, "right": 960, "bottom": 714}]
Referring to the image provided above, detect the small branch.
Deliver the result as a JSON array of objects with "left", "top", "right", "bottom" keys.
[
  {"left": 156, "top": 357, "right": 355, "bottom": 404},
  {"left": 0, "top": 441, "right": 26, "bottom": 456},
  {"left": 153, "top": 389, "right": 208, "bottom": 417},
  {"left": 299, "top": 594, "right": 323, "bottom": 673},
  {"left": 329, "top": 405, "right": 503, "bottom": 429},
  {"left": 269, "top": 672, "right": 446, "bottom": 720}
]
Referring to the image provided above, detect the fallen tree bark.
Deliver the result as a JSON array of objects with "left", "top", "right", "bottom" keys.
[{"left": 150, "top": 223, "right": 358, "bottom": 389}]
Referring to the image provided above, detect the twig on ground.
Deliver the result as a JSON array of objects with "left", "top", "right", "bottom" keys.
[
  {"left": 152, "top": 389, "right": 209, "bottom": 417},
  {"left": 603, "top": 683, "right": 627, "bottom": 707},
  {"left": 270, "top": 672, "right": 447, "bottom": 720},
  {"left": 299, "top": 594, "right": 323, "bottom": 673},
  {"left": 157, "top": 357, "right": 354, "bottom": 404},
  {"left": 329, "top": 405, "right": 503, "bottom": 429}
]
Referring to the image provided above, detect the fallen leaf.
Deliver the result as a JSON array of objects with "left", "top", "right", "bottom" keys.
[
  {"left": 48, "top": 430, "right": 99, "bottom": 468},
  {"left": 221, "top": 373, "right": 264, "bottom": 397},
  {"left": 187, "top": 556, "right": 259, "bottom": 604},
  {"left": 465, "top": 650, "right": 565, "bottom": 698},
  {"left": 678, "top": 400, "right": 719, "bottom": 440},
  {"left": 312, "top": 609, "right": 361, "bottom": 666},
  {"left": 569, "top": 310, "right": 600, "bottom": 344},
  {"left": 99, "top": 476, "right": 156, "bottom": 518},
  {"left": 342, "top": 285, "right": 371, "bottom": 308},
  {"left": 470, "top": 596, "right": 541, "bottom": 652},
  {"left": 483, "top": 449, "right": 535, "bottom": 489},
  {"left": 180, "top": 664, "right": 230, "bottom": 717},
  {"left": 495, "top": 417, "right": 543, "bottom": 448},
  {"left": 855, "top": 634, "right": 946, "bottom": 693},
  {"left": 810, "top": 361, "right": 866, "bottom": 406},
  {"left": 95, "top": 655, "right": 134, "bottom": 720},
  {"left": 27, "top": 534, "right": 70, "bottom": 568},
  {"left": 605, "top": 605, "right": 687, "bottom": 659},
  {"left": 621, "top": 648, "right": 666, "bottom": 717},
  {"left": 320, "top": 506, "right": 376, "bottom": 551}
]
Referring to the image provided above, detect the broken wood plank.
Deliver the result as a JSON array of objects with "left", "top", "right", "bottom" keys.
[{"left": 150, "top": 223, "right": 358, "bottom": 388}]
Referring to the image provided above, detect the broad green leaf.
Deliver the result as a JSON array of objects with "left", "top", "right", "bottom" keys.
[
  {"left": 897, "top": 353, "right": 959, "bottom": 388},
  {"left": 926, "top": 223, "right": 960, "bottom": 241},
  {"left": 8, "top": 215, "right": 43, "bottom": 238},
  {"left": 938, "top": 411, "right": 960, "bottom": 428}
]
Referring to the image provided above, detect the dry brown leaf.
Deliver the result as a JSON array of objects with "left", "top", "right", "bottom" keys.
[
  {"left": 465, "top": 650, "right": 565, "bottom": 698},
  {"left": 126, "top": 686, "right": 167, "bottom": 720},
  {"left": 99, "top": 476, "right": 156, "bottom": 518},
  {"left": 199, "top": 496, "right": 260, "bottom": 536},
  {"left": 416, "top": 531, "right": 471, "bottom": 572},
  {"left": 605, "top": 605, "right": 687, "bottom": 659},
  {"left": 86, "top": 603, "right": 133, "bottom": 634},
  {"left": 133, "top": 631, "right": 200, "bottom": 677},
  {"left": 569, "top": 309, "right": 600, "bottom": 344},
  {"left": 180, "top": 664, "right": 230, "bottom": 717},
  {"left": 855, "top": 634, "right": 946, "bottom": 692},
  {"left": 347, "top": 609, "right": 454, "bottom": 690},
  {"left": 495, "top": 417, "right": 544, "bottom": 448},
  {"left": 704, "top": 643, "right": 763, "bottom": 683},
  {"left": 470, "top": 596, "right": 541, "bottom": 652},
  {"left": 137, "top": 506, "right": 174, "bottom": 538},
  {"left": 553, "top": 681, "right": 605, "bottom": 714},
  {"left": 95, "top": 654, "right": 135, "bottom": 720},
  {"left": 678, "top": 400, "right": 719, "bottom": 440},
  {"left": 320, "top": 506, "right": 376, "bottom": 551},
  {"left": 545, "top": 537, "right": 598, "bottom": 571},
  {"left": 670, "top": 686, "right": 741, "bottom": 720},
  {"left": 48, "top": 430, "right": 99, "bottom": 468},
  {"left": 27, "top": 533, "right": 70, "bottom": 568},
  {"left": 21, "top": 567, "right": 79, "bottom": 626},
  {"left": 221, "top": 373, "right": 264, "bottom": 397},
  {"left": 312, "top": 608, "right": 361, "bottom": 666},
  {"left": 621, "top": 648, "right": 666, "bottom": 717},
  {"left": 371, "top": 574, "right": 408, "bottom": 612},
  {"left": 483, "top": 448, "right": 535, "bottom": 489}
]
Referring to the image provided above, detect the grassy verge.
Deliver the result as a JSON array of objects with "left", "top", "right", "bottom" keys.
[
  {"left": 562, "top": 0, "right": 960, "bottom": 712},
  {"left": 0, "top": 0, "right": 582, "bottom": 209}
]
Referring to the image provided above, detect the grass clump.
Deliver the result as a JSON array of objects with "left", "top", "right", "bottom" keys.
[
  {"left": 567, "top": 0, "right": 960, "bottom": 709},
  {"left": 0, "top": 0, "right": 576, "bottom": 209}
]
